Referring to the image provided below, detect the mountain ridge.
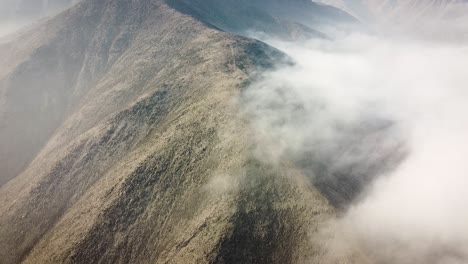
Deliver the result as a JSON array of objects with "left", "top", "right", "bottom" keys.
[{"left": 0, "top": 0, "right": 353, "bottom": 263}]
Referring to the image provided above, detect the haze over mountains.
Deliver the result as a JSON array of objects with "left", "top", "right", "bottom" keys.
[
  {"left": 315, "top": 0, "right": 468, "bottom": 23},
  {"left": 0, "top": 0, "right": 79, "bottom": 36},
  {"left": 1, "top": 0, "right": 467, "bottom": 263},
  {"left": 315, "top": 0, "right": 468, "bottom": 41},
  {"left": 0, "top": 0, "right": 77, "bottom": 20}
]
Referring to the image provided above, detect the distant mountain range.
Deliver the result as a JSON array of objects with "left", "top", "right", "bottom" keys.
[
  {"left": 167, "top": 0, "right": 356, "bottom": 39},
  {"left": 315, "top": 0, "right": 468, "bottom": 23}
]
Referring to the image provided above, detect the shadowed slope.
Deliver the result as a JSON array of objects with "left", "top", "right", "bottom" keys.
[{"left": 166, "top": 0, "right": 356, "bottom": 40}]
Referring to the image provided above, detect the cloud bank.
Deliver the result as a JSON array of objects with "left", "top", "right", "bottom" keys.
[{"left": 244, "top": 13, "right": 468, "bottom": 263}]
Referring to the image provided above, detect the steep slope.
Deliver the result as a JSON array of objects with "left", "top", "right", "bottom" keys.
[{"left": 0, "top": 0, "right": 343, "bottom": 263}]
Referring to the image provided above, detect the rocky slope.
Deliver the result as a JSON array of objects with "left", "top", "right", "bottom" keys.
[{"left": 0, "top": 0, "right": 358, "bottom": 263}]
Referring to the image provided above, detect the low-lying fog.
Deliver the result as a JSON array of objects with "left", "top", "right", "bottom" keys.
[{"left": 245, "top": 9, "right": 468, "bottom": 264}]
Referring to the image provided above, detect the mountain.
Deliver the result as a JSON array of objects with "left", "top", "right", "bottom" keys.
[
  {"left": 0, "top": 0, "right": 360, "bottom": 263},
  {"left": 166, "top": 0, "right": 356, "bottom": 39}
]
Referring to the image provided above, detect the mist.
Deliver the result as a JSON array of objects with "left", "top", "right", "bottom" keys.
[
  {"left": 0, "top": 0, "right": 76, "bottom": 37},
  {"left": 244, "top": 8, "right": 468, "bottom": 263},
  {"left": 0, "top": 20, "right": 31, "bottom": 38}
]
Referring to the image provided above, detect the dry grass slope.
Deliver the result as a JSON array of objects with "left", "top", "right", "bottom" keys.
[{"left": 0, "top": 0, "right": 353, "bottom": 263}]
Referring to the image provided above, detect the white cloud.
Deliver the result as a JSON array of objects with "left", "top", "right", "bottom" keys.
[{"left": 245, "top": 17, "right": 468, "bottom": 262}]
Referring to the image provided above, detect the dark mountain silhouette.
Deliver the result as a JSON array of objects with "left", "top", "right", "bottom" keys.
[{"left": 167, "top": 0, "right": 356, "bottom": 39}]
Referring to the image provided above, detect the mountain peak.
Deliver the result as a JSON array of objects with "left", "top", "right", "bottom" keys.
[{"left": 0, "top": 0, "right": 342, "bottom": 263}]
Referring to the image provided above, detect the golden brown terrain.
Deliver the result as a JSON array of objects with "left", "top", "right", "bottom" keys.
[{"left": 0, "top": 0, "right": 362, "bottom": 263}]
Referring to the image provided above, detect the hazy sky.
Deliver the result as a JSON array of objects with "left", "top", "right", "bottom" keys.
[{"left": 0, "top": 0, "right": 76, "bottom": 37}]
